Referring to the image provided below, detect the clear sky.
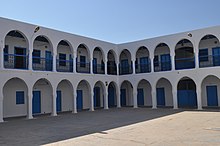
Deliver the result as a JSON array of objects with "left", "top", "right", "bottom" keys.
[{"left": 1, "top": 0, "right": 220, "bottom": 43}]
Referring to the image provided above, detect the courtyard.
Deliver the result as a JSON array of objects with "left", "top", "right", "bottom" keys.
[{"left": 0, "top": 108, "right": 220, "bottom": 146}]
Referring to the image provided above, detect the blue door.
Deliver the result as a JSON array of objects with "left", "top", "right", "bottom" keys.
[
  {"left": 69, "top": 54, "right": 73, "bottom": 72},
  {"left": 206, "top": 85, "right": 218, "bottom": 106},
  {"left": 137, "top": 88, "right": 144, "bottom": 106},
  {"left": 140, "top": 57, "right": 149, "bottom": 72},
  {"left": 56, "top": 90, "right": 62, "bottom": 112},
  {"left": 160, "top": 54, "right": 171, "bottom": 71},
  {"left": 120, "top": 89, "right": 126, "bottom": 106},
  {"left": 94, "top": 87, "right": 100, "bottom": 107},
  {"left": 45, "top": 51, "right": 52, "bottom": 71},
  {"left": 177, "top": 90, "right": 197, "bottom": 107},
  {"left": 121, "top": 59, "right": 129, "bottom": 74},
  {"left": 77, "top": 90, "right": 83, "bottom": 110},
  {"left": 156, "top": 88, "right": 165, "bottom": 106},
  {"left": 212, "top": 47, "right": 220, "bottom": 66},
  {"left": 32, "top": 91, "right": 41, "bottom": 114},
  {"left": 93, "top": 58, "right": 97, "bottom": 73},
  {"left": 108, "top": 86, "right": 115, "bottom": 107}
]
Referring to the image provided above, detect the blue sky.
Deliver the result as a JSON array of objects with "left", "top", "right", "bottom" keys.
[{"left": 1, "top": 0, "right": 220, "bottom": 43}]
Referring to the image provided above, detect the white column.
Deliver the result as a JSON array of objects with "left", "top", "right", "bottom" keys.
[
  {"left": 132, "top": 60, "right": 136, "bottom": 74},
  {"left": 150, "top": 57, "right": 154, "bottom": 73},
  {"left": 73, "top": 89, "right": 77, "bottom": 113},
  {"left": 171, "top": 55, "right": 175, "bottom": 71},
  {"left": 53, "top": 53, "right": 57, "bottom": 72},
  {"left": 0, "top": 97, "right": 3, "bottom": 122},
  {"left": 152, "top": 88, "right": 157, "bottom": 109},
  {"left": 90, "top": 59, "right": 93, "bottom": 74},
  {"left": 194, "top": 48, "right": 199, "bottom": 69},
  {"left": 51, "top": 89, "right": 57, "bottom": 116},
  {"left": 133, "top": 90, "right": 138, "bottom": 108},
  {"left": 72, "top": 55, "right": 76, "bottom": 73},
  {"left": 116, "top": 62, "right": 119, "bottom": 75},
  {"left": 28, "top": 41, "right": 33, "bottom": 70},
  {"left": 0, "top": 43, "right": 4, "bottom": 70},
  {"left": 172, "top": 90, "right": 178, "bottom": 109},
  {"left": 105, "top": 61, "right": 107, "bottom": 75},
  {"left": 27, "top": 87, "right": 33, "bottom": 119},
  {"left": 104, "top": 87, "right": 109, "bottom": 109},
  {"left": 196, "top": 86, "right": 202, "bottom": 110},
  {"left": 117, "top": 86, "right": 121, "bottom": 108},
  {"left": 90, "top": 91, "right": 94, "bottom": 111}
]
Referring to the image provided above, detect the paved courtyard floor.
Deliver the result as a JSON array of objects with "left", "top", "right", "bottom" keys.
[{"left": 0, "top": 108, "right": 220, "bottom": 146}]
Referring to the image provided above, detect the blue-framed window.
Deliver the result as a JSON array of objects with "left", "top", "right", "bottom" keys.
[
  {"left": 199, "top": 49, "right": 208, "bottom": 62},
  {"left": 33, "top": 49, "right": 41, "bottom": 64},
  {"left": 154, "top": 55, "right": 159, "bottom": 67},
  {"left": 135, "top": 58, "right": 138, "bottom": 69},
  {"left": 59, "top": 53, "right": 66, "bottom": 66},
  {"left": 4, "top": 45, "right": 8, "bottom": 62},
  {"left": 16, "top": 91, "right": 25, "bottom": 104},
  {"left": 80, "top": 56, "right": 86, "bottom": 67}
]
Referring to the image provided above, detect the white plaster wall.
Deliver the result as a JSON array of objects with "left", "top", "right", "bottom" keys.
[
  {"left": 57, "top": 81, "right": 73, "bottom": 112},
  {"left": 33, "top": 80, "right": 52, "bottom": 114},
  {"left": 93, "top": 50, "right": 104, "bottom": 64},
  {"left": 121, "top": 82, "right": 133, "bottom": 106},
  {"left": 137, "top": 80, "right": 152, "bottom": 106},
  {"left": 154, "top": 45, "right": 170, "bottom": 58},
  {"left": 77, "top": 82, "right": 90, "bottom": 110},
  {"left": 3, "top": 78, "right": 28, "bottom": 118},
  {"left": 136, "top": 48, "right": 149, "bottom": 59},
  {"left": 108, "top": 51, "right": 115, "bottom": 61},
  {"left": 33, "top": 40, "right": 52, "bottom": 57},
  {"left": 156, "top": 78, "right": 173, "bottom": 107},
  {"left": 5, "top": 36, "right": 28, "bottom": 54},
  {"left": 77, "top": 47, "right": 89, "bottom": 62},
  {"left": 201, "top": 76, "right": 220, "bottom": 107},
  {"left": 57, "top": 44, "right": 72, "bottom": 60},
  {"left": 94, "top": 83, "right": 104, "bottom": 107}
]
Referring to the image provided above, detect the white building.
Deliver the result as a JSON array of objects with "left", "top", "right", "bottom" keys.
[{"left": 0, "top": 17, "right": 220, "bottom": 122}]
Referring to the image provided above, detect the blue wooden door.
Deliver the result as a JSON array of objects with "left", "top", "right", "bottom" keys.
[
  {"left": 177, "top": 90, "right": 197, "bottom": 107},
  {"left": 94, "top": 87, "right": 100, "bottom": 107},
  {"left": 160, "top": 54, "right": 171, "bottom": 71},
  {"left": 156, "top": 88, "right": 165, "bottom": 106},
  {"left": 140, "top": 57, "right": 149, "bottom": 72},
  {"left": 120, "top": 89, "right": 126, "bottom": 106},
  {"left": 93, "top": 58, "right": 97, "bottom": 73},
  {"left": 108, "top": 86, "right": 115, "bottom": 107},
  {"left": 137, "top": 88, "right": 144, "bottom": 106},
  {"left": 77, "top": 90, "right": 83, "bottom": 110},
  {"left": 212, "top": 47, "right": 220, "bottom": 66},
  {"left": 56, "top": 90, "right": 62, "bottom": 112},
  {"left": 32, "top": 91, "right": 41, "bottom": 114},
  {"left": 45, "top": 51, "right": 52, "bottom": 71},
  {"left": 121, "top": 59, "right": 129, "bottom": 74},
  {"left": 206, "top": 85, "right": 218, "bottom": 106}
]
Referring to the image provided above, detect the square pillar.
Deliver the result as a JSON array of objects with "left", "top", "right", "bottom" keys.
[
  {"left": 90, "top": 91, "right": 94, "bottom": 111},
  {"left": 196, "top": 88, "right": 202, "bottom": 110},
  {"left": 104, "top": 87, "right": 109, "bottom": 109},
  {"left": 90, "top": 59, "right": 93, "bottom": 74},
  {"left": 172, "top": 91, "right": 178, "bottom": 109},
  {"left": 152, "top": 88, "right": 157, "bottom": 109},
  {"left": 117, "top": 86, "right": 121, "bottom": 108},
  {"left": 133, "top": 90, "right": 138, "bottom": 108},
  {"left": 51, "top": 90, "right": 57, "bottom": 116},
  {"left": 73, "top": 89, "right": 77, "bottom": 113},
  {"left": 27, "top": 89, "right": 33, "bottom": 119},
  {"left": 0, "top": 98, "right": 3, "bottom": 122}
]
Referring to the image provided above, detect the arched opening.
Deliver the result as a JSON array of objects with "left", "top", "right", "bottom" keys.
[
  {"left": 119, "top": 49, "right": 132, "bottom": 75},
  {"left": 107, "top": 50, "right": 117, "bottom": 75},
  {"left": 93, "top": 47, "right": 105, "bottom": 74},
  {"left": 120, "top": 81, "right": 133, "bottom": 106},
  {"left": 93, "top": 81, "right": 105, "bottom": 109},
  {"left": 156, "top": 78, "right": 173, "bottom": 107},
  {"left": 108, "top": 82, "right": 117, "bottom": 107},
  {"left": 154, "top": 43, "right": 171, "bottom": 72},
  {"left": 3, "top": 78, "right": 28, "bottom": 118},
  {"left": 76, "top": 44, "right": 90, "bottom": 73},
  {"left": 177, "top": 77, "right": 197, "bottom": 108},
  {"left": 56, "top": 80, "right": 73, "bottom": 113},
  {"left": 137, "top": 79, "right": 152, "bottom": 107},
  {"left": 135, "top": 46, "right": 151, "bottom": 73},
  {"left": 33, "top": 36, "right": 53, "bottom": 71},
  {"left": 76, "top": 80, "right": 91, "bottom": 111},
  {"left": 56, "top": 40, "right": 73, "bottom": 72},
  {"left": 198, "top": 35, "right": 220, "bottom": 68},
  {"left": 175, "top": 39, "right": 195, "bottom": 70},
  {"left": 201, "top": 75, "right": 220, "bottom": 108},
  {"left": 32, "top": 79, "right": 53, "bottom": 115},
  {"left": 4, "top": 30, "right": 28, "bottom": 69}
]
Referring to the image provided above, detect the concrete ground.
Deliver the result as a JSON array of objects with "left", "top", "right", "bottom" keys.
[{"left": 0, "top": 108, "right": 220, "bottom": 146}]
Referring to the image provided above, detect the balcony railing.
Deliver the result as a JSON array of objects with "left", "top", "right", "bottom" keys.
[
  {"left": 107, "top": 61, "right": 117, "bottom": 75},
  {"left": 56, "top": 59, "right": 73, "bottom": 72},
  {"left": 135, "top": 63, "right": 151, "bottom": 73},
  {"left": 154, "top": 61, "right": 171, "bottom": 72},
  {"left": 4, "top": 53, "right": 28, "bottom": 69},
  {"left": 175, "top": 57, "right": 195, "bottom": 70},
  {"left": 32, "top": 57, "right": 53, "bottom": 71},
  {"left": 76, "top": 62, "right": 90, "bottom": 73},
  {"left": 119, "top": 64, "right": 133, "bottom": 75},
  {"left": 199, "top": 55, "right": 220, "bottom": 68},
  {"left": 93, "top": 64, "right": 105, "bottom": 74}
]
